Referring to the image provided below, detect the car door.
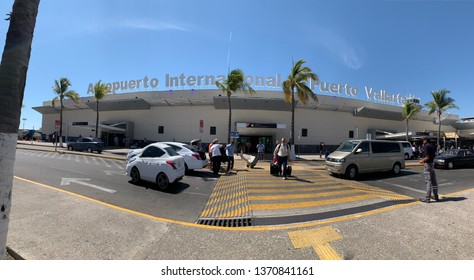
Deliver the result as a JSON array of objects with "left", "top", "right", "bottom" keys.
[
  {"left": 136, "top": 146, "right": 166, "bottom": 182},
  {"left": 353, "top": 141, "right": 371, "bottom": 173}
]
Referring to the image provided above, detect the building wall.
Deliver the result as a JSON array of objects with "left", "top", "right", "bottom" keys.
[{"left": 42, "top": 103, "right": 455, "bottom": 149}]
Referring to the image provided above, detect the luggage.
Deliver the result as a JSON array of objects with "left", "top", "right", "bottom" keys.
[
  {"left": 270, "top": 163, "right": 279, "bottom": 175},
  {"left": 286, "top": 165, "right": 292, "bottom": 177}
]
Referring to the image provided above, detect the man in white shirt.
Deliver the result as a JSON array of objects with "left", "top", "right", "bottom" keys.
[
  {"left": 273, "top": 137, "right": 290, "bottom": 180},
  {"left": 210, "top": 139, "right": 223, "bottom": 175}
]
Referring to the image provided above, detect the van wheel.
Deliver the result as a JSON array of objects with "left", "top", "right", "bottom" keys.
[
  {"left": 404, "top": 153, "right": 410, "bottom": 160},
  {"left": 87, "top": 147, "right": 93, "bottom": 153},
  {"left": 392, "top": 162, "right": 402, "bottom": 175},
  {"left": 447, "top": 162, "right": 454, "bottom": 169},
  {"left": 346, "top": 165, "right": 358, "bottom": 180}
]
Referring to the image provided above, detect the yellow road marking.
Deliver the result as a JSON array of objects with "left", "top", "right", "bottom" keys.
[
  {"left": 247, "top": 181, "right": 342, "bottom": 188},
  {"left": 248, "top": 185, "right": 348, "bottom": 194},
  {"left": 288, "top": 226, "right": 342, "bottom": 260},
  {"left": 252, "top": 194, "right": 376, "bottom": 210},
  {"left": 249, "top": 189, "right": 362, "bottom": 201}
]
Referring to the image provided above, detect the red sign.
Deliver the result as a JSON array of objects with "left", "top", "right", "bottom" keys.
[
  {"left": 55, "top": 120, "right": 61, "bottom": 126},
  {"left": 199, "top": 120, "right": 203, "bottom": 128}
]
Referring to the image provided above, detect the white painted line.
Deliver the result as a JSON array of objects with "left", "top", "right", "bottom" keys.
[
  {"left": 83, "top": 156, "right": 89, "bottom": 164},
  {"left": 103, "top": 170, "right": 126, "bottom": 176},
  {"left": 111, "top": 160, "right": 124, "bottom": 170},
  {"left": 380, "top": 181, "right": 425, "bottom": 194},
  {"left": 60, "top": 178, "right": 116, "bottom": 193},
  {"left": 99, "top": 158, "right": 112, "bottom": 168},
  {"left": 439, "top": 183, "right": 453, "bottom": 186}
]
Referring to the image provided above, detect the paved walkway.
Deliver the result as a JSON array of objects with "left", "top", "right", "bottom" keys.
[{"left": 9, "top": 141, "right": 470, "bottom": 260}]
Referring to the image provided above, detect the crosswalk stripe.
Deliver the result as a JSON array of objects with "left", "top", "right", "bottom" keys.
[
  {"left": 251, "top": 194, "right": 376, "bottom": 210},
  {"left": 249, "top": 189, "right": 362, "bottom": 201},
  {"left": 248, "top": 185, "right": 348, "bottom": 194}
]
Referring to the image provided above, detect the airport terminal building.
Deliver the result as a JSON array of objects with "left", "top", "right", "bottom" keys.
[{"left": 34, "top": 88, "right": 469, "bottom": 153}]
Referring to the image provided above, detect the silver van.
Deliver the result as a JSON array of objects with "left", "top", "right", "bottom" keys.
[{"left": 326, "top": 140, "right": 405, "bottom": 179}]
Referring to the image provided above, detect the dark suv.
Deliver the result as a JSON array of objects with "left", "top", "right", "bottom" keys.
[{"left": 67, "top": 137, "right": 104, "bottom": 153}]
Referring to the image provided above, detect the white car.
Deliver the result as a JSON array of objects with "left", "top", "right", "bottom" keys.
[
  {"left": 125, "top": 143, "right": 185, "bottom": 190},
  {"left": 161, "top": 142, "right": 208, "bottom": 173}
]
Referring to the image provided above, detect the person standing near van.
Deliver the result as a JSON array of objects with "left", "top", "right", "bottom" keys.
[
  {"left": 226, "top": 141, "right": 235, "bottom": 175},
  {"left": 319, "top": 142, "right": 326, "bottom": 158},
  {"left": 273, "top": 137, "right": 290, "bottom": 180},
  {"left": 257, "top": 141, "right": 265, "bottom": 161},
  {"left": 419, "top": 137, "right": 439, "bottom": 202}
]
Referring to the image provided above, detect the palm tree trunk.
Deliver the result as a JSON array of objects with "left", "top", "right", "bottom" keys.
[
  {"left": 406, "top": 119, "right": 409, "bottom": 141},
  {"left": 290, "top": 87, "right": 295, "bottom": 145},
  {"left": 95, "top": 100, "right": 99, "bottom": 139},
  {"left": 59, "top": 98, "right": 63, "bottom": 147},
  {"left": 227, "top": 93, "right": 232, "bottom": 143},
  {"left": 0, "top": 0, "right": 40, "bottom": 260},
  {"left": 438, "top": 112, "right": 442, "bottom": 151}
]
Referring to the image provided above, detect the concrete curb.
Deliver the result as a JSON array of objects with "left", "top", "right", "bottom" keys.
[
  {"left": 16, "top": 145, "right": 126, "bottom": 161},
  {"left": 6, "top": 246, "right": 24, "bottom": 260}
]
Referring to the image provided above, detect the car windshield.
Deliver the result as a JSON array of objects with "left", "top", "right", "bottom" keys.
[
  {"left": 164, "top": 147, "right": 179, "bottom": 156},
  {"left": 336, "top": 140, "right": 360, "bottom": 152}
]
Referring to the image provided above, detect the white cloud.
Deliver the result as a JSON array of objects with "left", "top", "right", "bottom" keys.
[
  {"left": 119, "top": 19, "right": 191, "bottom": 32},
  {"left": 313, "top": 27, "right": 365, "bottom": 70}
]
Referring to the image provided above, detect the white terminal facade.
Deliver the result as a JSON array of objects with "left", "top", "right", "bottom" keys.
[{"left": 34, "top": 88, "right": 473, "bottom": 153}]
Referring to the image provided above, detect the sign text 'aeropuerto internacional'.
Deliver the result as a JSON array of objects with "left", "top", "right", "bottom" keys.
[{"left": 87, "top": 73, "right": 416, "bottom": 105}]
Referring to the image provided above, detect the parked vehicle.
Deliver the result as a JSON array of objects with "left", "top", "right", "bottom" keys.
[
  {"left": 434, "top": 149, "right": 474, "bottom": 169},
  {"left": 161, "top": 142, "right": 208, "bottom": 173},
  {"left": 125, "top": 143, "right": 185, "bottom": 190},
  {"left": 67, "top": 137, "right": 104, "bottom": 153},
  {"left": 326, "top": 140, "right": 405, "bottom": 179},
  {"left": 398, "top": 141, "right": 414, "bottom": 160}
]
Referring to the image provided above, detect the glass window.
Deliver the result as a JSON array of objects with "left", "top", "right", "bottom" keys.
[
  {"left": 210, "top": 126, "right": 216, "bottom": 135},
  {"left": 371, "top": 142, "right": 401, "bottom": 153},
  {"left": 141, "top": 146, "right": 165, "bottom": 158},
  {"left": 357, "top": 142, "right": 370, "bottom": 153},
  {"left": 336, "top": 140, "right": 360, "bottom": 152},
  {"left": 164, "top": 147, "right": 179, "bottom": 156},
  {"left": 302, "top": 129, "right": 308, "bottom": 137},
  {"left": 158, "top": 126, "right": 164, "bottom": 134}
]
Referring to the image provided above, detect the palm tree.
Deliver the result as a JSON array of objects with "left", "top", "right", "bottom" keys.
[
  {"left": 402, "top": 101, "right": 421, "bottom": 141},
  {"left": 282, "top": 59, "right": 319, "bottom": 146},
  {"left": 215, "top": 69, "right": 255, "bottom": 143},
  {"left": 91, "top": 80, "right": 111, "bottom": 138},
  {"left": 52, "top": 77, "right": 79, "bottom": 147},
  {"left": 0, "top": 0, "right": 40, "bottom": 260},
  {"left": 424, "top": 89, "right": 458, "bottom": 149}
]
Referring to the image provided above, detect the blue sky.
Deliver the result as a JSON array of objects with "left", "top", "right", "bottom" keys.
[{"left": 1, "top": 0, "right": 473, "bottom": 130}]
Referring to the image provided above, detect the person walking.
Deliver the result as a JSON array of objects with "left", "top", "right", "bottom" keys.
[
  {"left": 209, "top": 139, "right": 223, "bottom": 175},
  {"left": 225, "top": 141, "right": 235, "bottom": 175},
  {"left": 257, "top": 141, "right": 265, "bottom": 161},
  {"left": 319, "top": 141, "right": 326, "bottom": 158},
  {"left": 419, "top": 137, "right": 439, "bottom": 202},
  {"left": 273, "top": 137, "right": 290, "bottom": 180}
]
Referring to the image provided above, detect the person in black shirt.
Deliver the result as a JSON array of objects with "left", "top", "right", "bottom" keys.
[{"left": 418, "top": 137, "right": 439, "bottom": 202}]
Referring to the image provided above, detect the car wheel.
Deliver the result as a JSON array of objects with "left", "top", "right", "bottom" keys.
[
  {"left": 97, "top": 150, "right": 102, "bottom": 154},
  {"left": 156, "top": 172, "right": 170, "bottom": 190},
  {"left": 392, "top": 162, "right": 402, "bottom": 175},
  {"left": 130, "top": 167, "right": 141, "bottom": 184},
  {"left": 404, "top": 153, "right": 409, "bottom": 160},
  {"left": 68, "top": 146, "right": 73, "bottom": 151},
  {"left": 87, "top": 147, "right": 93, "bottom": 153},
  {"left": 345, "top": 165, "right": 358, "bottom": 180},
  {"left": 448, "top": 162, "right": 454, "bottom": 169}
]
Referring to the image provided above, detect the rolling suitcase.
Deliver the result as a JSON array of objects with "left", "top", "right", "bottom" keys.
[
  {"left": 286, "top": 165, "right": 292, "bottom": 177},
  {"left": 270, "top": 162, "right": 279, "bottom": 176}
]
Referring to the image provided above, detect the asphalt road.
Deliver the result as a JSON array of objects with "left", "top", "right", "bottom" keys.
[
  {"left": 13, "top": 149, "right": 219, "bottom": 222},
  {"left": 354, "top": 165, "right": 474, "bottom": 199}
]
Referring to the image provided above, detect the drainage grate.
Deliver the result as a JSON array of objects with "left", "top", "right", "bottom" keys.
[{"left": 196, "top": 218, "right": 253, "bottom": 227}]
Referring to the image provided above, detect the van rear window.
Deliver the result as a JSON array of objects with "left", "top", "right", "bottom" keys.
[{"left": 371, "top": 142, "right": 401, "bottom": 153}]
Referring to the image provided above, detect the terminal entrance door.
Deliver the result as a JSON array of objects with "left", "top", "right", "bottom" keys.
[{"left": 237, "top": 135, "right": 273, "bottom": 154}]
